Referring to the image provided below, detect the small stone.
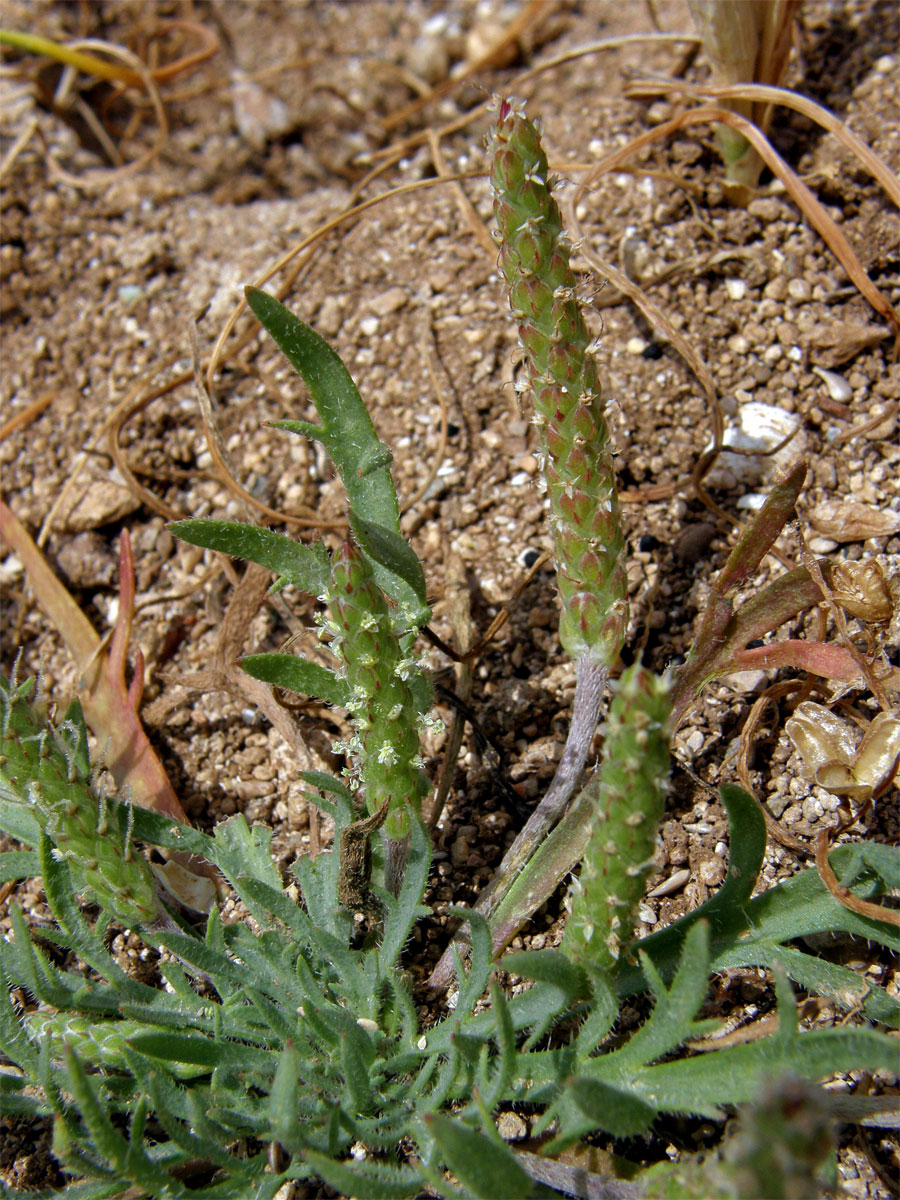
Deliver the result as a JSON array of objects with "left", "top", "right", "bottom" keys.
[
  {"left": 787, "top": 278, "right": 811, "bottom": 302},
  {"left": 720, "top": 669, "right": 768, "bottom": 693},
  {"left": 762, "top": 275, "right": 787, "bottom": 300},
  {"left": 55, "top": 531, "right": 117, "bottom": 588},
  {"left": 698, "top": 856, "right": 726, "bottom": 887},
  {"left": 724, "top": 278, "right": 747, "bottom": 301},
  {"left": 234, "top": 779, "right": 274, "bottom": 801},
  {"left": 684, "top": 729, "right": 705, "bottom": 755},
  {"left": 675, "top": 522, "right": 717, "bottom": 564},
  {"left": 369, "top": 287, "right": 407, "bottom": 317},
  {"left": 359, "top": 315, "right": 379, "bottom": 336},
  {"left": 811, "top": 366, "right": 852, "bottom": 403},
  {"left": 53, "top": 468, "right": 141, "bottom": 533},
  {"left": 496, "top": 1111, "right": 528, "bottom": 1141},
  {"left": 317, "top": 295, "right": 342, "bottom": 337},
  {"left": 451, "top": 834, "right": 470, "bottom": 867}
]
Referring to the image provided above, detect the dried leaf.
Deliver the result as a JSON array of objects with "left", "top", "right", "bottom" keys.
[
  {"left": 807, "top": 501, "right": 900, "bottom": 543},
  {"left": 803, "top": 321, "right": 890, "bottom": 368}
]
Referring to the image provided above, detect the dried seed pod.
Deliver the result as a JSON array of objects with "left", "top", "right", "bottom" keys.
[
  {"left": 785, "top": 701, "right": 900, "bottom": 802},
  {"left": 829, "top": 559, "right": 893, "bottom": 625}
]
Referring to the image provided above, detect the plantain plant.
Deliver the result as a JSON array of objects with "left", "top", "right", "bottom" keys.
[{"left": 1, "top": 97, "right": 897, "bottom": 1200}]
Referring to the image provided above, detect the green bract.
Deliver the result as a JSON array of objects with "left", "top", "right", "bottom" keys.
[{"left": 0, "top": 674, "right": 159, "bottom": 929}]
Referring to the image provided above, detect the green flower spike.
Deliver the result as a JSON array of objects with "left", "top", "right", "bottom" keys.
[
  {"left": 0, "top": 674, "right": 159, "bottom": 928},
  {"left": 563, "top": 665, "right": 671, "bottom": 969},
  {"left": 321, "top": 541, "right": 432, "bottom": 850},
  {"left": 427, "top": 96, "right": 633, "bottom": 986},
  {"left": 488, "top": 95, "right": 628, "bottom": 668}
]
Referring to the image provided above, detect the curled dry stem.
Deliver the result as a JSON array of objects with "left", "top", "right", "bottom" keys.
[
  {"left": 816, "top": 827, "right": 900, "bottom": 929},
  {"left": 39, "top": 36, "right": 168, "bottom": 190}
]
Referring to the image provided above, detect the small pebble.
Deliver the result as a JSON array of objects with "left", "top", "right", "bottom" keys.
[
  {"left": 811, "top": 366, "right": 853, "bottom": 403},
  {"left": 787, "top": 278, "right": 811, "bottom": 302},
  {"left": 369, "top": 287, "right": 407, "bottom": 317},
  {"left": 724, "top": 278, "right": 747, "bottom": 301},
  {"left": 684, "top": 729, "right": 705, "bottom": 755}
]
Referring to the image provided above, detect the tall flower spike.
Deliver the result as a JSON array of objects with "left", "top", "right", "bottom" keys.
[
  {"left": 489, "top": 96, "right": 627, "bottom": 667},
  {"left": 562, "top": 665, "right": 671, "bottom": 970},
  {"left": 324, "top": 541, "right": 431, "bottom": 844}
]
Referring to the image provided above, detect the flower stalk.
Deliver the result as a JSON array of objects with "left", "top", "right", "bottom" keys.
[
  {"left": 320, "top": 540, "right": 434, "bottom": 890},
  {"left": 427, "top": 96, "right": 630, "bottom": 986}
]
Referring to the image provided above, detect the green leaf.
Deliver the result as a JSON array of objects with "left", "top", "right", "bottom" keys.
[
  {"left": 245, "top": 286, "right": 428, "bottom": 622},
  {"left": 239, "top": 653, "right": 350, "bottom": 708},
  {"left": 0, "top": 848, "right": 38, "bottom": 883},
  {"left": 425, "top": 1113, "right": 552, "bottom": 1199},
  {"left": 168, "top": 520, "right": 330, "bottom": 595},
  {"left": 301, "top": 1149, "right": 422, "bottom": 1200},
  {"left": 568, "top": 1077, "right": 656, "bottom": 1138},
  {"left": 348, "top": 513, "right": 428, "bottom": 616},
  {"left": 502, "top": 949, "right": 589, "bottom": 1002},
  {"left": 0, "top": 795, "right": 43, "bottom": 847},
  {"left": 624, "top": 1026, "right": 897, "bottom": 1117},
  {"left": 614, "top": 921, "right": 712, "bottom": 1071},
  {"left": 269, "top": 1041, "right": 303, "bottom": 1153},
  {"left": 616, "top": 786, "right": 898, "bottom": 1027},
  {"left": 127, "top": 1029, "right": 275, "bottom": 1073}
]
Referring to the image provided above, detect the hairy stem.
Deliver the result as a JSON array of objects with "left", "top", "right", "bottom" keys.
[{"left": 427, "top": 656, "right": 607, "bottom": 989}]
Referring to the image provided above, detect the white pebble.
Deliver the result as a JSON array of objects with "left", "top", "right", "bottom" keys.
[
  {"left": 724, "top": 278, "right": 747, "bottom": 301},
  {"left": 787, "top": 278, "right": 811, "bottom": 302},
  {"left": 812, "top": 366, "right": 853, "bottom": 403}
]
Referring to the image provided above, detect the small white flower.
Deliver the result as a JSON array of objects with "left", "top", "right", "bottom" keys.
[
  {"left": 394, "top": 657, "right": 415, "bottom": 682},
  {"left": 376, "top": 742, "right": 399, "bottom": 766}
]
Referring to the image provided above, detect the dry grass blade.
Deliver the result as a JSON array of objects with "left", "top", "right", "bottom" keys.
[
  {"left": 736, "top": 680, "right": 815, "bottom": 855},
  {"left": 577, "top": 104, "right": 899, "bottom": 335},
  {"left": 561, "top": 201, "right": 734, "bottom": 524},
  {"left": 625, "top": 79, "right": 900, "bottom": 207},
  {"left": 0, "top": 391, "right": 55, "bottom": 442},
  {"left": 365, "top": 32, "right": 701, "bottom": 169},
  {"left": 42, "top": 37, "right": 168, "bottom": 190},
  {"left": 205, "top": 172, "right": 479, "bottom": 393}
]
